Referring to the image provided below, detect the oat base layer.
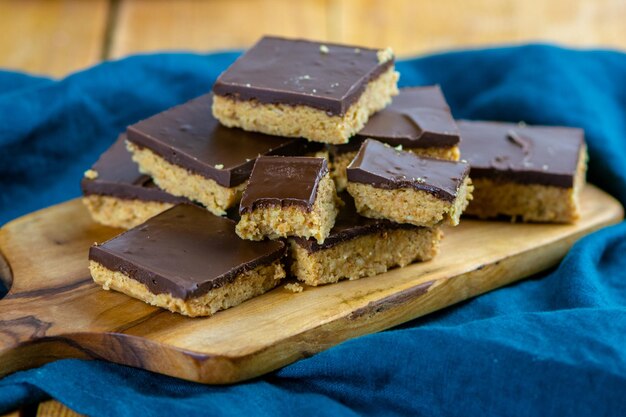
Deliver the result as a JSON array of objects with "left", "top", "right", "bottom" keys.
[
  {"left": 89, "top": 260, "right": 285, "bottom": 317},
  {"left": 332, "top": 146, "right": 460, "bottom": 191},
  {"left": 347, "top": 177, "right": 473, "bottom": 227},
  {"left": 212, "top": 67, "right": 399, "bottom": 144},
  {"left": 465, "top": 145, "right": 586, "bottom": 223},
  {"left": 290, "top": 227, "right": 442, "bottom": 286},
  {"left": 127, "top": 141, "right": 245, "bottom": 216},
  {"left": 465, "top": 180, "right": 581, "bottom": 223},
  {"left": 236, "top": 174, "right": 338, "bottom": 243},
  {"left": 83, "top": 195, "right": 173, "bottom": 229}
]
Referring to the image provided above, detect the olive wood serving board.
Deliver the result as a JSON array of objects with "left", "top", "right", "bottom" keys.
[{"left": 0, "top": 185, "right": 622, "bottom": 384}]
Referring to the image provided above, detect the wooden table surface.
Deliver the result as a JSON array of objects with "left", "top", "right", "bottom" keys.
[
  {"left": 1, "top": 0, "right": 625, "bottom": 415},
  {"left": 1, "top": 0, "right": 625, "bottom": 77}
]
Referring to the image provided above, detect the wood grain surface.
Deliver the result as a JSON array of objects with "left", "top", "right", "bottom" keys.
[
  {"left": 110, "top": 0, "right": 329, "bottom": 58},
  {"left": 111, "top": 0, "right": 626, "bottom": 58},
  {"left": 0, "top": 0, "right": 109, "bottom": 77},
  {"left": 37, "top": 401, "right": 83, "bottom": 417},
  {"left": 1, "top": 0, "right": 626, "bottom": 76},
  {"left": 332, "top": 0, "right": 626, "bottom": 55},
  {"left": 0, "top": 185, "right": 622, "bottom": 387}
]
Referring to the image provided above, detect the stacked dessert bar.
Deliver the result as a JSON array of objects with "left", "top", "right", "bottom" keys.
[{"left": 83, "top": 36, "right": 587, "bottom": 317}]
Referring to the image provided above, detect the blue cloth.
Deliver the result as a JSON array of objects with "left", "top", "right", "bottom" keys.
[{"left": 1, "top": 45, "right": 626, "bottom": 416}]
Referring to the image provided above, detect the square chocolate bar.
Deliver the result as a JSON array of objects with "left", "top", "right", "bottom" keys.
[
  {"left": 89, "top": 204, "right": 286, "bottom": 317},
  {"left": 212, "top": 36, "right": 399, "bottom": 144},
  {"left": 346, "top": 140, "right": 472, "bottom": 227},
  {"left": 458, "top": 120, "right": 587, "bottom": 223},
  {"left": 236, "top": 156, "right": 338, "bottom": 243}
]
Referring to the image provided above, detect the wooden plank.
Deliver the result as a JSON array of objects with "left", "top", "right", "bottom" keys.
[
  {"left": 0, "top": 397, "right": 81, "bottom": 416},
  {"left": 0, "top": 185, "right": 621, "bottom": 384},
  {"left": 37, "top": 401, "right": 84, "bottom": 417},
  {"left": 1, "top": 0, "right": 625, "bottom": 76},
  {"left": 0, "top": 0, "right": 109, "bottom": 77},
  {"left": 110, "top": 0, "right": 626, "bottom": 60},
  {"left": 110, "top": 0, "right": 329, "bottom": 58},
  {"left": 331, "top": 0, "right": 626, "bottom": 55},
  {"left": 2, "top": 0, "right": 625, "bottom": 77}
]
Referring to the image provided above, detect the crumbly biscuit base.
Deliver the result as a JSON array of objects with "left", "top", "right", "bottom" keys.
[
  {"left": 126, "top": 141, "right": 245, "bottom": 216},
  {"left": 465, "top": 145, "right": 587, "bottom": 223},
  {"left": 331, "top": 146, "right": 460, "bottom": 191},
  {"left": 347, "top": 177, "right": 473, "bottom": 227},
  {"left": 89, "top": 259, "right": 286, "bottom": 317},
  {"left": 236, "top": 174, "right": 338, "bottom": 243},
  {"left": 82, "top": 195, "right": 174, "bottom": 229},
  {"left": 212, "top": 67, "right": 399, "bottom": 144},
  {"left": 289, "top": 227, "right": 442, "bottom": 286}
]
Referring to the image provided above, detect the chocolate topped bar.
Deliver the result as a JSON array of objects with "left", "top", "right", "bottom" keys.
[
  {"left": 89, "top": 204, "right": 286, "bottom": 300},
  {"left": 126, "top": 94, "right": 315, "bottom": 188},
  {"left": 81, "top": 135, "right": 186, "bottom": 204},
  {"left": 347, "top": 139, "right": 470, "bottom": 202},
  {"left": 240, "top": 156, "right": 328, "bottom": 214},
  {"left": 292, "top": 192, "right": 414, "bottom": 253},
  {"left": 458, "top": 120, "right": 585, "bottom": 187},
  {"left": 212, "top": 36, "right": 394, "bottom": 116},
  {"left": 354, "top": 86, "right": 459, "bottom": 148}
]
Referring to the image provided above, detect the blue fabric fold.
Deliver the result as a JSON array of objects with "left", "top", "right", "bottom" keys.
[{"left": 1, "top": 45, "right": 625, "bottom": 416}]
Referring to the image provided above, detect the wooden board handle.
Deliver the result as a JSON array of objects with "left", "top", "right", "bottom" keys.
[
  {"left": 0, "top": 292, "right": 60, "bottom": 375},
  {"left": 0, "top": 247, "right": 12, "bottom": 297},
  {"left": 0, "top": 298, "right": 44, "bottom": 375},
  {"left": 0, "top": 245, "right": 46, "bottom": 359}
]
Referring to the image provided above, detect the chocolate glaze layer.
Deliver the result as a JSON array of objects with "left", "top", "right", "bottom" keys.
[
  {"left": 127, "top": 94, "right": 318, "bottom": 188},
  {"left": 89, "top": 204, "right": 286, "bottom": 300},
  {"left": 212, "top": 36, "right": 394, "bottom": 116},
  {"left": 357, "top": 86, "right": 459, "bottom": 146},
  {"left": 81, "top": 135, "right": 187, "bottom": 204},
  {"left": 458, "top": 120, "right": 585, "bottom": 187},
  {"left": 240, "top": 156, "right": 328, "bottom": 214},
  {"left": 292, "top": 192, "right": 417, "bottom": 253},
  {"left": 346, "top": 139, "right": 470, "bottom": 202}
]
